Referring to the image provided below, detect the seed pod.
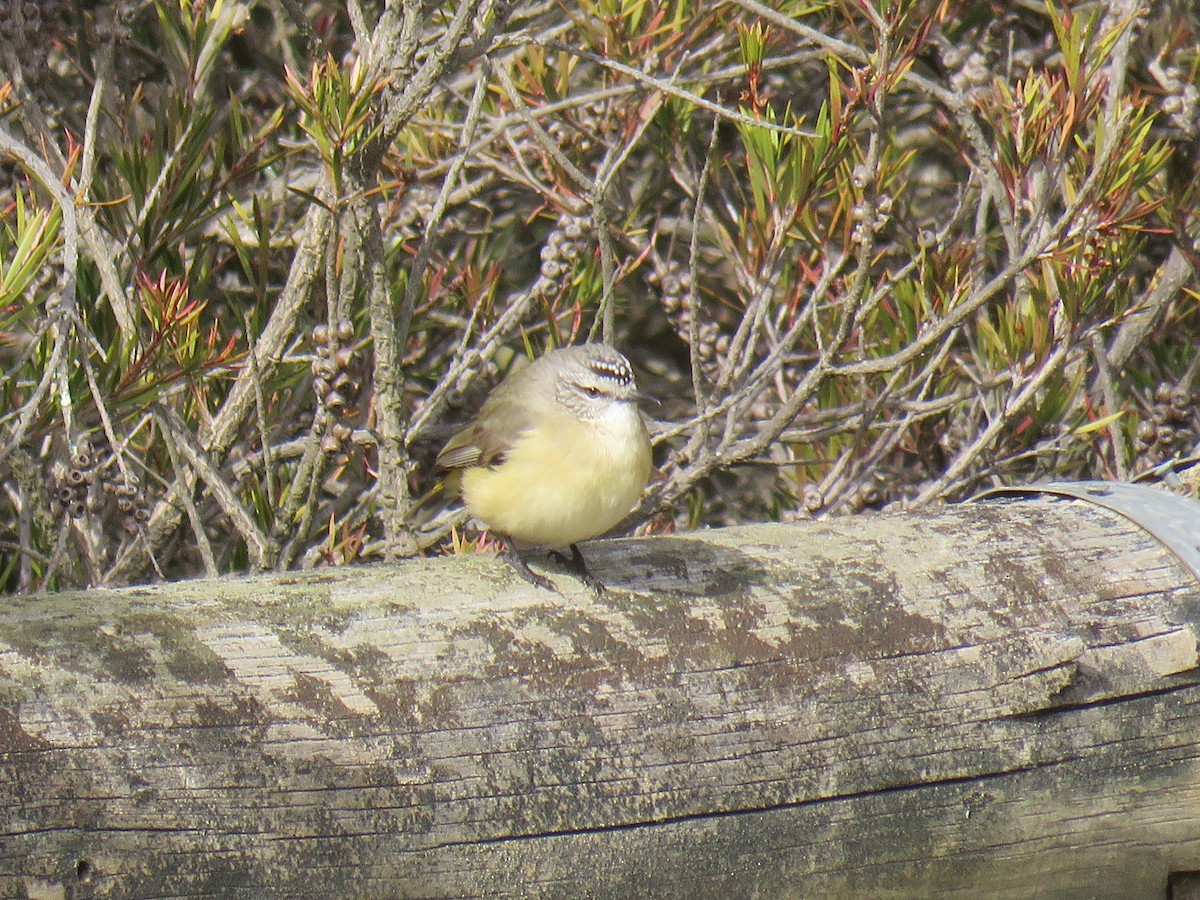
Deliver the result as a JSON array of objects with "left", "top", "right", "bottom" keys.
[{"left": 860, "top": 482, "right": 883, "bottom": 508}]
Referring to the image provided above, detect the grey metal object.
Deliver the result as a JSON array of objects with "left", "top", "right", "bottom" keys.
[{"left": 972, "top": 481, "right": 1200, "bottom": 583}]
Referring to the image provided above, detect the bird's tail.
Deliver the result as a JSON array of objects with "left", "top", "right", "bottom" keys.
[{"left": 405, "top": 471, "right": 463, "bottom": 527}]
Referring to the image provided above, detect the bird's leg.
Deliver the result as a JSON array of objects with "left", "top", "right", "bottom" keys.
[
  {"left": 500, "top": 537, "right": 557, "bottom": 592},
  {"left": 549, "top": 543, "right": 605, "bottom": 595}
]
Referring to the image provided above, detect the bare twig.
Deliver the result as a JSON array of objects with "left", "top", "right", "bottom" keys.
[
  {"left": 159, "top": 429, "right": 219, "bottom": 578},
  {"left": 155, "top": 405, "right": 270, "bottom": 569}
]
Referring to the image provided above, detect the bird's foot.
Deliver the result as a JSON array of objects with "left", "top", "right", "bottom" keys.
[
  {"left": 549, "top": 543, "right": 606, "bottom": 595},
  {"left": 501, "top": 540, "right": 557, "bottom": 592}
]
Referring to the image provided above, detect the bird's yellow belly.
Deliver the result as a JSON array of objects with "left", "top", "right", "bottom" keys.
[{"left": 461, "top": 415, "right": 650, "bottom": 548}]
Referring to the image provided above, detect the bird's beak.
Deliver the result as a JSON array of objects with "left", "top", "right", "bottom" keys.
[{"left": 634, "top": 390, "right": 660, "bottom": 406}]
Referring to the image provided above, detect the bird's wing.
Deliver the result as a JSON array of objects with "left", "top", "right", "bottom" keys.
[{"left": 434, "top": 389, "right": 536, "bottom": 472}]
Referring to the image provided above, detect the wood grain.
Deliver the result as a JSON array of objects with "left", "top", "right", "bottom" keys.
[{"left": 2, "top": 495, "right": 1199, "bottom": 898}]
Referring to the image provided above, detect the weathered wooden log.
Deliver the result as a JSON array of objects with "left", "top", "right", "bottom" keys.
[{"left": 3, "top": 490, "right": 1200, "bottom": 898}]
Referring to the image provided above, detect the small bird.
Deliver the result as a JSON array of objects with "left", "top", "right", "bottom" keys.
[{"left": 432, "top": 343, "right": 653, "bottom": 592}]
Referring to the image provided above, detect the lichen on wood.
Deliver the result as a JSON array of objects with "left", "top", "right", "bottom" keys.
[{"left": 2, "top": 496, "right": 1200, "bottom": 898}]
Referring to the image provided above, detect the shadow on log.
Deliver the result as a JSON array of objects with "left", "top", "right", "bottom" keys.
[{"left": 3, "top": 491, "right": 1200, "bottom": 898}]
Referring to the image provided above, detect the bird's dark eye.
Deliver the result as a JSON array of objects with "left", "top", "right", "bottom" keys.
[{"left": 583, "top": 386, "right": 602, "bottom": 397}]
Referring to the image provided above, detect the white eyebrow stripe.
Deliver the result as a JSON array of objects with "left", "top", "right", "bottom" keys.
[{"left": 592, "top": 361, "right": 632, "bottom": 381}]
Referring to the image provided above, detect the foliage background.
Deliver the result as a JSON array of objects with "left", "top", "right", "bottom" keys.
[{"left": 0, "top": 0, "right": 1197, "bottom": 593}]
